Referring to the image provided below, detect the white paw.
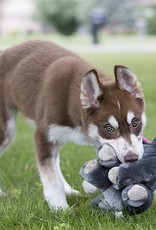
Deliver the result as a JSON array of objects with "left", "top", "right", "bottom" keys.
[
  {"left": 65, "top": 187, "right": 80, "bottom": 195},
  {"left": 82, "top": 180, "right": 97, "bottom": 194},
  {"left": 46, "top": 196, "right": 69, "bottom": 211},
  {"left": 44, "top": 187, "right": 68, "bottom": 211}
]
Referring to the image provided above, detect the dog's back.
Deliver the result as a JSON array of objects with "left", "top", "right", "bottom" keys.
[
  {"left": 0, "top": 41, "right": 94, "bottom": 121},
  {"left": 0, "top": 40, "right": 77, "bottom": 74}
]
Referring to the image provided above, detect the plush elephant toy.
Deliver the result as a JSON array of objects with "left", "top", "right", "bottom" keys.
[{"left": 80, "top": 138, "right": 156, "bottom": 216}]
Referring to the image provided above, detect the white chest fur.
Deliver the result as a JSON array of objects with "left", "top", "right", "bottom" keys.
[{"left": 47, "top": 124, "right": 90, "bottom": 145}]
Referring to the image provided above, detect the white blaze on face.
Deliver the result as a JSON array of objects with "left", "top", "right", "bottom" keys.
[
  {"left": 88, "top": 123, "right": 143, "bottom": 163},
  {"left": 108, "top": 116, "right": 119, "bottom": 129},
  {"left": 88, "top": 110, "right": 146, "bottom": 163},
  {"left": 127, "top": 111, "right": 135, "bottom": 125},
  {"left": 106, "top": 135, "right": 144, "bottom": 163}
]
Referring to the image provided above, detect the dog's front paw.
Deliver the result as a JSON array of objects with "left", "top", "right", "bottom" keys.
[
  {"left": 44, "top": 189, "right": 68, "bottom": 211},
  {"left": 46, "top": 196, "right": 69, "bottom": 211},
  {"left": 65, "top": 186, "right": 80, "bottom": 195}
]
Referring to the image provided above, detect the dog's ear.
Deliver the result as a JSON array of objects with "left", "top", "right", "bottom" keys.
[
  {"left": 114, "top": 65, "right": 144, "bottom": 99},
  {"left": 80, "top": 69, "right": 103, "bottom": 113}
]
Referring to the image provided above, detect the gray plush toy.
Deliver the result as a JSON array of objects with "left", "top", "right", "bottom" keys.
[{"left": 80, "top": 138, "right": 156, "bottom": 216}]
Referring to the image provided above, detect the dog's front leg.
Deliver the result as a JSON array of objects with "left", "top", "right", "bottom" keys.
[
  {"left": 56, "top": 154, "right": 80, "bottom": 195},
  {"left": 34, "top": 130, "right": 68, "bottom": 210}
]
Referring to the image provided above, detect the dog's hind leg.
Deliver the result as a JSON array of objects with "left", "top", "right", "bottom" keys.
[
  {"left": 0, "top": 109, "right": 16, "bottom": 195},
  {"left": 0, "top": 110, "right": 16, "bottom": 155},
  {"left": 35, "top": 129, "right": 68, "bottom": 210}
]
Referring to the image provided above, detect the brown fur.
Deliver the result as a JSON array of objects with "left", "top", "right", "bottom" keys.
[
  {"left": 0, "top": 41, "right": 112, "bottom": 152},
  {"left": 0, "top": 40, "right": 145, "bottom": 209}
]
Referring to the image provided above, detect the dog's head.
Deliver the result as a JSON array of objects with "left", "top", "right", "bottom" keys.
[{"left": 80, "top": 65, "right": 146, "bottom": 163}]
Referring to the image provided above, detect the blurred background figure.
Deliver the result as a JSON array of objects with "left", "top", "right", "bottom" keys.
[
  {"left": 0, "top": 0, "right": 156, "bottom": 47},
  {"left": 90, "top": 8, "right": 107, "bottom": 44}
]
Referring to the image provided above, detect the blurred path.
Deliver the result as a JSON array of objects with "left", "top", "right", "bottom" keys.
[
  {"left": 64, "top": 43, "right": 156, "bottom": 53},
  {"left": 1, "top": 42, "right": 156, "bottom": 53}
]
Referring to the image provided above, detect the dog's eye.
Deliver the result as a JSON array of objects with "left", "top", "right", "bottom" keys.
[
  {"left": 131, "top": 118, "right": 139, "bottom": 128},
  {"left": 104, "top": 124, "right": 115, "bottom": 133}
]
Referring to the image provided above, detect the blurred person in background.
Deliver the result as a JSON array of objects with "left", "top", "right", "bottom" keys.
[{"left": 90, "top": 8, "right": 107, "bottom": 44}]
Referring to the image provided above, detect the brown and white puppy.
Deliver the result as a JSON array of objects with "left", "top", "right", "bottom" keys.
[{"left": 0, "top": 40, "right": 146, "bottom": 210}]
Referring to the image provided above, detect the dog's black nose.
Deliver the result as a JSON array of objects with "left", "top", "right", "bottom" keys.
[{"left": 124, "top": 153, "right": 138, "bottom": 162}]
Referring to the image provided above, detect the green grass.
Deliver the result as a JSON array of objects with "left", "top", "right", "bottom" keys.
[{"left": 0, "top": 50, "right": 156, "bottom": 229}]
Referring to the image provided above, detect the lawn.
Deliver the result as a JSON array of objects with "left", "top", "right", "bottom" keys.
[
  {"left": 0, "top": 33, "right": 156, "bottom": 49},
  {"left": 0, "top": 46, "right": 156, "bottom": 229}
]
